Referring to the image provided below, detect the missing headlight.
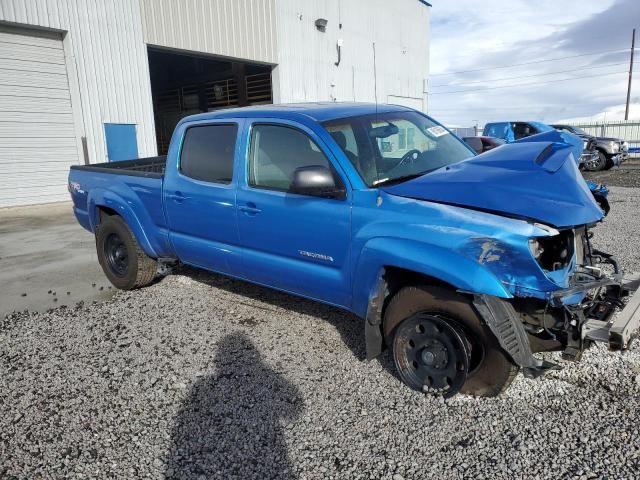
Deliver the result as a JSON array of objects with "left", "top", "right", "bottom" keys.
[{"left": 529, "top": 229, "right": 574, "bottom": 271}]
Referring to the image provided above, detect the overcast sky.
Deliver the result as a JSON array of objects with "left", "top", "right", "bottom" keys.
[{"left": 427, "top": 0, "right": 639, "bottom": 127}]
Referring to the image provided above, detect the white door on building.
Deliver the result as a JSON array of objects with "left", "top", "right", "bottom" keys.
[{"left": 0, "top": 25, "right": 79, "bottom": 208}]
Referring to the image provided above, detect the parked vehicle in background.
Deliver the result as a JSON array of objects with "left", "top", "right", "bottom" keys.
[
  {"left": 462, "top": 136, "right": 505, "bottom": 154},
  {"left": 483, "top": 121, "right": 599, "bottom": 169},
  {"left": 480, "top": 122, "right": 608, "bottom": 213},
  {"left": 551, "top": 124, "right": 629, "bottom": 171},
  {"left": 69, "top": 103, "right": 640, "bottom": 398}
]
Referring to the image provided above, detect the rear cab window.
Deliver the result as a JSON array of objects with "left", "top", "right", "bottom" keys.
[
  {"left": 180, "top": 124, "right": 238, "bottom": 183},
  {"left": 483, "top": 122, "right": 513, "bottom": 141}
]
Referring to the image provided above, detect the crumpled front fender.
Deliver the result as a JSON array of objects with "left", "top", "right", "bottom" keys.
[
  {"left": 456, "top": 235, "right": 573, "bottom": 299},
  {"left": 352, "top": 236, "right": 512, "bottom": 319}
]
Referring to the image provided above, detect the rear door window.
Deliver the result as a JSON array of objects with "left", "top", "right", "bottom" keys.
[{"left": 180, "top": 124, "right": 238, "bottom": 183}]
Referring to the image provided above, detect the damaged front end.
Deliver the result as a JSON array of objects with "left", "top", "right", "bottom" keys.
[
  {"left": 379, "top": 140, "right": 636, "bottom": 377},
  {"left": 474, "top": 226, "right": 640, "bottom": 377}
]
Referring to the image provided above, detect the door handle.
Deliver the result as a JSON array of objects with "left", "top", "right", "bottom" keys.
[
  {"left": 238, "top": 203, "right": 261, "bottom": 215},
  {"left": 168, "top": 191, "right": 189, "bottom": 203}
]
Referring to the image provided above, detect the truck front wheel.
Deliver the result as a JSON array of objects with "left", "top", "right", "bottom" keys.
[
  {"left": 583, "top": 151, "right": 607, "bottom": 171},
  {"left": 96, "top": 215, "right": 157, "bottom": 290},
  {"left": 384, "top": 286, "right": 519, "bottom": 397},
  {"left": 594, "top": 151, "right": 609, "bottom": 171}
]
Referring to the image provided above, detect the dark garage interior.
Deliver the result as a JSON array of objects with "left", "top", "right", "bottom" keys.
[{"left": 148, "top": 47, "right": 273, "bottom": 154}]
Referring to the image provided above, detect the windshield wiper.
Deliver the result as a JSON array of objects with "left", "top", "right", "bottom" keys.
[{"left": 372, "top": 172, "right": 428, "bottom": 187}]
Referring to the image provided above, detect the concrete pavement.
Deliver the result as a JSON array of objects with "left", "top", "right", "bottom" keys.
[{"left": 0, "top": 202, "right": 114, "bottom": 317}]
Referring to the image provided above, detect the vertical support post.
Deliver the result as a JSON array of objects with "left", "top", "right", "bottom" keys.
[
  {"left": 233, "top": 62, "right": 248, "bottom": 107},
  {"left": 625, "top": 28, "right": 636, "bottom": 121},
  {"left": 196, "top": 57, "right": 208, "bottom": 113},
  {"left": 372, "top": 42, "right": 378, "bottom": 109},
  {"left": 81, "top": 136, "right": 90, "bottom": 165},
  {"left": 198, "top": 84, "right": 208, "bottom": 113}
]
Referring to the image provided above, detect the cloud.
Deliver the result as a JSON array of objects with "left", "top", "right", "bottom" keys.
[
  {"left": 550, "top": 0, "right": 640, "bottom": 52},
  {"left": 558, "top": 102, "right": 640, "bottom": 123},
  {"left": 427, "top": 0, "right": 638, "bottom": 127}
]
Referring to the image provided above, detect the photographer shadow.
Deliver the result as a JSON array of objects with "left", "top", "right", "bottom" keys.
[{"left": 165, "top": 332, "right": 304, "bottom": 479}]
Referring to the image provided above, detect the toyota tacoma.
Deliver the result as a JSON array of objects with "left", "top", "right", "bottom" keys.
[{"left": 69, "top": 103, "right": 640, "bottom": 397}]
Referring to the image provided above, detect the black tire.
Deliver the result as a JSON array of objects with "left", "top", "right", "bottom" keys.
[
  {"left": 384, "top": 285, "right": 519, "bottom": 397},
  {"left": 594, "top": 151, "right": 609, "bottom": 171},
  {"left": 96, "top": 215, "right": 157, "bottom": 290},
  {"left": 583, "top": 151, "right": 606, "bottom": 171},
  {"left": 603, "top": 155, "right": 615, "bottom": 170}
]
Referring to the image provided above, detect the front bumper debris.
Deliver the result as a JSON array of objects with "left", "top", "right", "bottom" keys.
[
  {"left": 474, "top": 294, "right": 558, "bottom": 377},
  {"left": 551, "top": 273, "right": 640, "bottom": 351},
  {"left": 479, "top": 267, "right": 640, "bottom": 376},
  {"left": 581, "top": 275, "right": 640, "bottom": 350}
]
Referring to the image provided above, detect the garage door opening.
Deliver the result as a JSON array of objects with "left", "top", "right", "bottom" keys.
[{"left": 148, "top": 47, "right": 273, "bottom": 154}]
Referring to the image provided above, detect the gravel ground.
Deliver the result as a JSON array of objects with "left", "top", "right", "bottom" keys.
[
  {"left": 583, "top": 162, "right": 640, "bottom": 188},
  {"left": 2, "top": 186, "right": 640, "bottom": 480}
]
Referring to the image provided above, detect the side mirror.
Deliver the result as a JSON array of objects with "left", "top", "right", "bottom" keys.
[{"left": 290, "top": 165, "right": 345, "bottom": 199}]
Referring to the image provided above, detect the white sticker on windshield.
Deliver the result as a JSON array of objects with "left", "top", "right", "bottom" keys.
[{"left": 426, "top": 126, "right": 449, "bottom": 138}]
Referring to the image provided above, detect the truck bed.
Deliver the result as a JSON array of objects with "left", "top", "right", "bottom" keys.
[
  {"left": 70, "top": 156, "right": 166, "bottom": 178},
  {"left": 68, "top": 155, "right": 170, "bottom": 256}
]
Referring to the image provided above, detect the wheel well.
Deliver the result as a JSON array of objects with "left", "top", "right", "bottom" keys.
[
  {"left": 363, "top": 266, "right": 469, "bottom": 361},
  {"left": 382, "top": 266, "right": 459, "bottom": 311},
  {"left": 97, "top": 206, "right": 118, "bottom": 224}
]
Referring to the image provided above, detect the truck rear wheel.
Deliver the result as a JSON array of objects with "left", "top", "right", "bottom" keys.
[
  {"left": 384, "top": 285, "right": 519, "bottom": 397},
  {"left": 96, "top": 215, "right": 157, "bottom": 290}
]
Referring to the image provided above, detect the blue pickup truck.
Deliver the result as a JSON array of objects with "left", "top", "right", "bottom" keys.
[
  {"left": 483, "top": 120, "right": 600, "bottom": 168},
  {"left": 69, "top": 103, "right": 640, "bottom": 398}
]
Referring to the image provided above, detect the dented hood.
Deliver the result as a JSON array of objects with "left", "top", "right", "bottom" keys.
[{"left": 382, "top": 142, "right": 604, "bottom": 228}]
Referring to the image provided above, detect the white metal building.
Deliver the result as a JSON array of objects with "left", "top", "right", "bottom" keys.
[{"left": 0, "top": 0, "right": 431, "bottom": 207}]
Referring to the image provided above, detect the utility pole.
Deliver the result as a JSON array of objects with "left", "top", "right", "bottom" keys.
[{"left": 625, "top": 28, "right": 635, "bottom": 121}]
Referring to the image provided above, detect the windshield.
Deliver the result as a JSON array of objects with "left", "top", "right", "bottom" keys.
[{"left": 323, "top": 111, "right": 474, "bottom": 187}]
